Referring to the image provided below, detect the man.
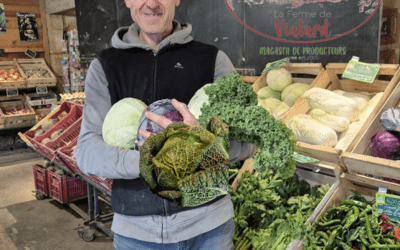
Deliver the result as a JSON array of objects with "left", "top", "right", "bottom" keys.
[{"left": 74, "top": 0, "right": 257, "bottom": 249}]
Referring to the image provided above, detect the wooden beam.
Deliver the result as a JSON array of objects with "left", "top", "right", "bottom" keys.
[{"left": 39, "top": 0, "right": 50, "bottom": 66}]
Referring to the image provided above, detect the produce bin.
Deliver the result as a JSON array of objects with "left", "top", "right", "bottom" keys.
[
  {"left": 34, "top": 116, "right": 82, "bottom": 162},
  {"left": 17, "top": 58, "right": 57, "bottom": 88},
  {"left": 342, "top": 78, "right": 400, "bottom": 181},
  {"left": 25, "top": 91, "right": 57, "bottom": 107},
  {"left": 293, "top": 173, "right": 400, "bottom": 249},
  {"left": 231, "top": 159, "right": 339, "bottom": 249},
  {"left": 33, "top": 164, "right": 49, "bottom": 196},
  {"left": 47, "top": 168, "right": 87, "bottom": 203},
  {"left": 57, "top": 138, "right": 79, "bottom": 174},
  {"left": 0, "top": 59, "right": 27, "bottom": 90},
  {"left": 281, "top": 63, "right": 400, "bottom": 166},
  {"left": 20, "top": 101, "right": 80, "bottom": 151},
  {"left": 0, "top": 95, "right": 36, "bottom": 128}
]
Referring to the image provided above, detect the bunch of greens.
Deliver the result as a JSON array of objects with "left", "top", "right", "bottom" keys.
[
  {"left": 199, "top": 71, "right": 296, "bottom": 179},
  {"left": 230, "top": 170, "right": 330, "bottom": 250},
  {"left": 139, "top": 116, "right": 230, "bottom": 207}
]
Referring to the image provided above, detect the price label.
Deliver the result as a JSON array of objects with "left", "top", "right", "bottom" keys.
[
  {"left": 6, "top": 87, "right": 18, "bottom": 97},
  {"left": 25, "top": 49, "right": 37, "bottom": 59},
  {"left": 262, "top": 57, "right": 289, "bottom": 74},
  {"left": 376, "top": 193, "right": 400, "bottom": 222},
  {"left": 293, "top": 151, "right": 320, "bottom": 164},
  {"left": 342, "top": 56, "right": 381, "bottom": 83},
  {"left": 36, "top": 86, "right": 48, "bottom": 95}
]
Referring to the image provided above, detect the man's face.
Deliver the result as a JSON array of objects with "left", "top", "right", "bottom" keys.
[{"left": 125, "top": 0, "right": 180, "bottom": 37}]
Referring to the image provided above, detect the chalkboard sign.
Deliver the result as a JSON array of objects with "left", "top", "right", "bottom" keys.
[
  {"left": 75, "top": 0, "right": 382, "bottom": 75},
  {"left": 376, "top": 193, "right": 400, "bottom": 222},
  {"left": 6, "top": 88, "right": 18, "bottom": 97},
  {"left": 25, "top": 48, "right": 37, "bottom": 59}
]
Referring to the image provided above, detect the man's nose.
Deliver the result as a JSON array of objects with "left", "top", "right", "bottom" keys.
[{"left": 145, "top": 0, "right": 160, "bottom": 9}]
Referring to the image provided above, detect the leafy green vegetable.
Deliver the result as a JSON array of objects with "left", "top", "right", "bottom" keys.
[
  {"left": 139, "top": 116, "right": 230, "bottom": 207},
  {"left": 199, "top": 71, "right": 296, "bottom": 179},
  {"left": 230, "top": 170, "right": 330, "bottom": 249}
]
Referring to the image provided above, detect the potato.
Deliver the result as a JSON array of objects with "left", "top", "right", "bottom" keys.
[
  {"left": 42, "top": 138, "right": 51, "bottom": 144},
  {"left": 50, "top": 129, "right": 64, "bottom": 140},
  {"left": 42, "top": 119, "right": 58, "bottom": 132},
  {"left": 34, "top": 129, "right": 44, "bottom": 137},
  {"left": 55, "top": 169, "right": 64, "bottom": 176}
]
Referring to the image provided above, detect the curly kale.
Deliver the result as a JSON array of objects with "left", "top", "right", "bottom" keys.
[{"left": 199, "top": 71, "right": 296, "bottom": 179}]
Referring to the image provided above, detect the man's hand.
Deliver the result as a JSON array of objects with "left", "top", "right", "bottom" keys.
[{"left": 138, "top": 99, "right": 199, "bottom": 143}]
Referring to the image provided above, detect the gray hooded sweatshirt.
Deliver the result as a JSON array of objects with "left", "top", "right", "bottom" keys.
[{"left": 74, "top": 21, "right": 257, "bottom": 244}]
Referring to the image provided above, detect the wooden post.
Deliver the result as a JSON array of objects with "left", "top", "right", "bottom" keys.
[{"left": 39, "top": 0, "right": 50, "bottom": 66}]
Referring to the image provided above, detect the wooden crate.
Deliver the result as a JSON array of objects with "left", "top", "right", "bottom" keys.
[
  {"left": 25, "top": 90, "right": 57, "bottom": 107},
  {"left": 0, "top": 107, "right": 5, "bottom": 129},
  {"left": 231, "top": 158, "right": 339, "bottom": 249},
  {"left": 342, "top": 77, "right": 400, "bottom": 180},
  {"left": 0, "top": 59, "right": 27, "bottom": 90},
  {"left": 0, "top": 95, "right": 36, "bottom": 128},
  {"left": 281, "top": 63, "right": 400, "bottom": 166},
  {"left": 17, "top": 58, "right": 57, "bottom": 88},
  {"left": 293, "top": 173, "right": 400, "bottom": 249}
]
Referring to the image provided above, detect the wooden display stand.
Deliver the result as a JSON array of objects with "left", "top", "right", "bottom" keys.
[
  {"left": 280, "top": 63, "right": 400, "bottom": 166},
  {"left": 342, "top": 77, "right": 400, "bottom": 180},
  {"left": 292, "top": 173, "right": 400, "bottom": 249}
]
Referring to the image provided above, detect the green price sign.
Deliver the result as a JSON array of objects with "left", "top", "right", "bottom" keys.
[
  {"left": 293, "top": 152, "right": 319, "bottom": 164},
  {"left": 262, "top": 57, "right": 289, "bottom": 74},
  {"left": 342, "top": 57, "right": 381, "bottom": 83},
  {"left": 376, "top": 193, "right": 400, "bottom": 222}
]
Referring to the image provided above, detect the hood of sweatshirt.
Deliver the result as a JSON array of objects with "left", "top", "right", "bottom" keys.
[{"left": 111, "top": 20, "right": 193, "bottom": 52}]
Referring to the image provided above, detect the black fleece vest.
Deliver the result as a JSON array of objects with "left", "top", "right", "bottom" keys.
[{"left": 98, "top": 41, "right": 225, "bottom": 216}]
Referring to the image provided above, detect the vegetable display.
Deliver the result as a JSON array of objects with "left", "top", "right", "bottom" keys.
[
  {"left": 303, "top": 191, "right": 400, "bottom": 250},
  {"left": 198, "top": 71, "right": 296, "bottom": 179},
  {"left": 25, "top": 68, "right": 51, "bottom": 79},
  {"left": 0, "top": 69, "right": 24, "bottom": 82},
  {"left": 231, "top": 170, "right": 330, "bottom": 250},
  {"left": 139, "top": 116, "right": 230, "bottom": 207}
]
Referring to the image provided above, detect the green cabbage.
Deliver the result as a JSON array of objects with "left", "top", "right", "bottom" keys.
[
  {"left": 139, "top": 117, "right": 230, "bottom": 207},
  {"left": 281, "top": 83, "right": 309, "bottom": 107},
  {"left": 258, "top": 98, "right": 282, "bottom": 114},
  {"left": 266, "top": 68, "right": 292, "bottom": 91},
  {"left": 257, "top": 86, "right": 281, "bottom": 100},
  {"left": 102, "top": 98, "right": 147, "bottom": 149}
]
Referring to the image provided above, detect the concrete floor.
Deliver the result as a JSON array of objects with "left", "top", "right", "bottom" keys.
[{"left": 0, "top": 157, "right": 114, "bottom": 250}]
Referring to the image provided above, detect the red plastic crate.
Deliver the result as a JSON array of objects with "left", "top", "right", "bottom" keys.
[
  {"left": 32, "top": 164, "right": 48, "bottom": 196},
  {"left": 47, "top": 169, "right": 87, "bottom": 203},
  {"left": 57, "top": 138, "right": 80, "bottom": 174},
  {"left": 24, "top": 101, "right": 78, "bottom": 150},
  {"left": 33, "top": 116, "right": 82, "bottom": 161},
  {"left": 81, "top": 173, "right": 112, "bottom": 195}
]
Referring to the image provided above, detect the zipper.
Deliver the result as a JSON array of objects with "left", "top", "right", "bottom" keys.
[
  {"left": 164, "top": 199, "right": 169, "bottom": 216},
  {"left": 153, "top": 53, "right": 158, "bottom": 102}
]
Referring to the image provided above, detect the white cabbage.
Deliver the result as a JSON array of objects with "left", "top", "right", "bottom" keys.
[
  {"left": 334, "top": 121, "right": 364, "bottom": 151},
  {"left": 310, "top": 109, "right": 350, "bottom": 132},
  {"left": 358, "top": 92, "right": 384, "bottom": 122},
  {"left": 187, "top": 84, "right": 212, "bottom": 120},
  {"left": 333, "top": 90, "right": 371, "bottom": 111},
  {"left": 288, "top": 114, "right": 338, "bottom": 147},
  {"left": 303, "top": 88, "right": 359, "bottom": 122}
]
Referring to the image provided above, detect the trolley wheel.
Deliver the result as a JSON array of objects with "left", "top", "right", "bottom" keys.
[
  {"left": 82, "top": 229, "right": 96, "bottom": 242},
  {"left": 78, "top": 231, "right": 84, "bottom": 238},
  {"left": 35, "top": 192, "right": 46, "bottom": 200}
]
